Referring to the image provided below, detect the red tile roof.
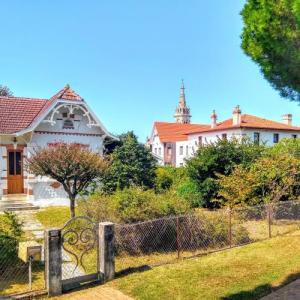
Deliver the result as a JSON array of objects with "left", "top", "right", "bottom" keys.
[
  {"left": 53, "top": 85, "right": 84, "bottom": 102},
  {"left": 154, "top": 122, "right": 210, "bottom": 142},
  {"left": 154, "top": 115, "right": 300, "bottom": 143},
  {"left": 0, "top": 86, "right": 84, "bottom": 134},
  {"left": 186, "top": 114, "right": 300, "bottom": 135},
  {"left": 0, "top": 97, "right": 48, "bottom": 134}
]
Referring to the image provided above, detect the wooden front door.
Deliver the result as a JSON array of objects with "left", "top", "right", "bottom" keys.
[{"left": 7, "top": 150, "right": 24, "bottom": 194}]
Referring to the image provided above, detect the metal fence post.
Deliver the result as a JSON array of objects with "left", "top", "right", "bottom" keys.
[
  {"left": 99, "top": 222, "right": 115, "bottom": 282},
  {"left": 267, "top": 204, "right": 272, "bottom": 238},
  {"left": 44, "top": 228, "right": 62, "bottom": 296},
  {"left": 176, "top": 216, "right": 181, "bottom": 259},
  {"left": 228, "top": 208, "right": 232, "bottom": 248}
]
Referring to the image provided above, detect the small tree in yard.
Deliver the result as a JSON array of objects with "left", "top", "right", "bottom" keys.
[
  {"left": 218, "top": 154, "right": 300, "bottom": 207},
  {"left": 27, "top": 143, "right": 108, "bottom": 217},
  {"left": 102, "top": 131, "right": 157, "bottom": 193}
]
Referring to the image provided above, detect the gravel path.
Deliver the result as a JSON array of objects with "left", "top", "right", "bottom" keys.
[{"left": 50, "top": 286, "right": 134, "bottom": 300}]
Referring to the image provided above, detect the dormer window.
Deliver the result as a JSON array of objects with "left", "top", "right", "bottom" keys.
[{"left": 63, "top": 119, "right": 74, "bottom": 129}]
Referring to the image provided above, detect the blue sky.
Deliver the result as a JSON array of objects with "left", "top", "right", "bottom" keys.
[{"left": 1, "top": 1, "right": 299, "bottom": 141}]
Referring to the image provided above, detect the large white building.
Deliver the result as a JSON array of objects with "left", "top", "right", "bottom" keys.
[
  {"left": 0, "top": 85, "right": 116, "bottom": 205},
  {"left": 148, "top": 82, "right": 300, "bottom": 167}
]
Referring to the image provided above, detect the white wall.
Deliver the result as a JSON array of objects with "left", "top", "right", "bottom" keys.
[
  {"left": 26, "top": 102, "right": 106, "bottom": 204},
  {"left": 242, "top": 129, "right": 298, "bottom": 146},
  {"left": 149, "top": 128, "right": 164, "bottom": 165}
]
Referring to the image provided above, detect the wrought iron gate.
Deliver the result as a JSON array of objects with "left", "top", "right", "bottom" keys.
[{"left": 61, "top": 216, "right": 100, "bottom": 291}]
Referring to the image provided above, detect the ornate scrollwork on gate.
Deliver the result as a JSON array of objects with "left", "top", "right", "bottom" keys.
[{"left": 61, "top": 216, "right": 97, "bottom": 275}]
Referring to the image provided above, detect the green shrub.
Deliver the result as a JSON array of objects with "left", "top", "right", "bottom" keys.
[
  {"left": 78, "top": 193, "right": 113, "bottom": 223},
  {"left": 78, "top": 187, "right": 191, "bottom": 224},
  {"left": 176, "top": 179, "right": 202, "bottom": 208},
  {"left": 0, "top": 212, "right": 23, "bottom": 264},
  {"left": 115, "top": 210, "right": 251, "bottom": 256}
]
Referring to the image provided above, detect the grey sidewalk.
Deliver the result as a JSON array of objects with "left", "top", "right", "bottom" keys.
[{"left": 261, "top": 279, "right": 300, "bottom": 300}]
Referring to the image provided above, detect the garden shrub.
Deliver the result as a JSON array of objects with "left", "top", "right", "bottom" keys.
[
  {"left": 115, "top": 210, "right": 251, "bottom": 256},
  {"left": 78, "top": 187, "right": 191, "bottom": 224},
  {"left": 78, "top": 193, "right": 113, "bottom": 223},
  {"left": 0, "top": 212, "right": 23, "bottom": 267}
]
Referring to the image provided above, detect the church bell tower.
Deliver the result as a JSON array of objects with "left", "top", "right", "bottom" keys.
[{"left": 174, "top": 80, "right": 191, "bottom": 124}]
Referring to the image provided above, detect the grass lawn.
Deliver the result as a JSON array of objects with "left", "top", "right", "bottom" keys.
[
  {"left": 35, "top": 206, "right": 74, "bottom": 228},
  {"left": 111, "top": 231, "right": 300, "bottom": 300}
]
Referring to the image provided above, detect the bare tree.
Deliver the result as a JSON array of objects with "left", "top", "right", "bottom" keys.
[{"left": 0, "top": 85, "right": 13, "bottom": 97}]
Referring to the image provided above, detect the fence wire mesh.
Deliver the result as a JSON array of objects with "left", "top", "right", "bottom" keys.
[
  {"left": 0, "top": 239, "right": 45, "bottom": 296},
  {"left": 115, "top": 201, "right": 300, "bottom": 273}
]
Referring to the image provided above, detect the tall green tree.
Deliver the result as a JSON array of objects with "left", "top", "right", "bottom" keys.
[
  {"left": 241, "top": 0, "right": 300, "bottom": 101},
  {"left": 0, "top": 85, "right": 13, "bottom": 96},
  {"left": 103, "top": 132, "right": 157, "bottom": 193},
  {"left": 186, "top": 138, "right": 265, "bottom": 208}
]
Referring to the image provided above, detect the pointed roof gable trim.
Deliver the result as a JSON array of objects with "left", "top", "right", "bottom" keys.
[
  {"left": 52, "top": 84, "right": 84, "bottom": 102},
  {"left": 0, "top": 86, "right": 117, "bottom": 140}
]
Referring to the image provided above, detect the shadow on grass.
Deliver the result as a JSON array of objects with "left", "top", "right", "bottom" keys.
[
  {"left": 0, "top": 261, "right": 44, "bottom": 296},
  {"left": 221, "top": 272, "right": 300, "bottom": 300},
  {"left": 115, "top": 265, "right": 152, "bottom": 278}
]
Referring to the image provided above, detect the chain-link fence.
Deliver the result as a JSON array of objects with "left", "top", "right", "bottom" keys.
[
  {"left": 0, "top": 239, "right": 45, "bottom": 297},
  {"left": 115, "top": 201, "right": 300, "bottom": 273},
  {"left": 2, "top": 201, "right": 300, "bottom": 296}
]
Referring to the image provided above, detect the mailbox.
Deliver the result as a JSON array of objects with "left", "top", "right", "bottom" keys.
[{"left": 18, "top": 241, "right": 42, "bottom": 262}]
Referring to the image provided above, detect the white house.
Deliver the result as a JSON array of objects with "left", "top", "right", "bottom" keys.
[
  {"left": 0, "top": 85, "right": 116, "bottom": 205},
  {"left": 148, "top": 82, "right": 300, "bottom": 167}
]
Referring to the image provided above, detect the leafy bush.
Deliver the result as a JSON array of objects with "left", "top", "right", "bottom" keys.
[
  {"left": 78, "top": 187, "right": 191, "bottom": 224},
  {"left": 186, "top": 138, "right": 265, "bottom": 208},
  {"left": 154, "top": 166, "right": 187, "bottom": 192},
  {"left": 78, "top": 193, "right": 112, "bottom": 223},
  {"left": 115, "top": 210, "right": 250, "bottom": 256},
  {"left": 102, "top": 132, "right": 157, "bottom": 193},
  {"left": 218, "top": 154, "right": 300, "bottom": 207},
  {"left": 0, "top": 212, "right": 23, "bottom": 264},
  {"left": 176, "top": 179, "right": 202, "bottom": 208}
]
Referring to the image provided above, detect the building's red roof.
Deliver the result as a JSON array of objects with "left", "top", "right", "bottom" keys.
[
  {"left": 154, "top": 122, "right": 210, "bottom": 142},
  {"left": 0, "top": 86, "right": 84, "bottom": 134},
  {"left": 153, "top": 114, "right": 300, "bottom": 143},
  {"left": 186, "top": 114, "right": 300, "bottom": 135}
]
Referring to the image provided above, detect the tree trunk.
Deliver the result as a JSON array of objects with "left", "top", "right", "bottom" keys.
[{"left": 70, "top": 197, "right": 75, "bottom": 218}]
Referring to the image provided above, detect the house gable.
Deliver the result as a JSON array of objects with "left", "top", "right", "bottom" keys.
[{"left": 0, "top": 85, "right": 117, "bottom": 141}]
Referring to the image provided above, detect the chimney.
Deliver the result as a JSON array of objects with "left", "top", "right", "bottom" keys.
[
  {"left": 211, "top": 110, "right": 217, "bottom": 128},
  {"left": 232, "top": 105, "right": 241, "bottom": 126},
  {"left": 282, "top": 114, "right": 292, "bottom": 126}
]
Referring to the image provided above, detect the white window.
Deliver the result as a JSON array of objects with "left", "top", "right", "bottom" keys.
[
  {"left": 158, "top": 147, "right": 161, "bottom": 156},
  {"left": 179, "top": 163, "right": 183, "bottom": 167},
  {"left": 179, "top": 146, "right": 183, "bottom": 155},
  {"left": 186, "top": 145, "right": 189, "bottom": 155},
  {"left": 154, "top": 148, "right": 157, "bottom": 154},
  {"left": 254, "top": 132, "right": 260, "bottom": 144}
]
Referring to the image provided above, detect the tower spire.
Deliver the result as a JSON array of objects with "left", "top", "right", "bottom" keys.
[
  {"left": 179, "top": 79, "right": 186, "bottom": 106},
  {"left": 174, "top": 79, "right": 191, "bottom": 124}
]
